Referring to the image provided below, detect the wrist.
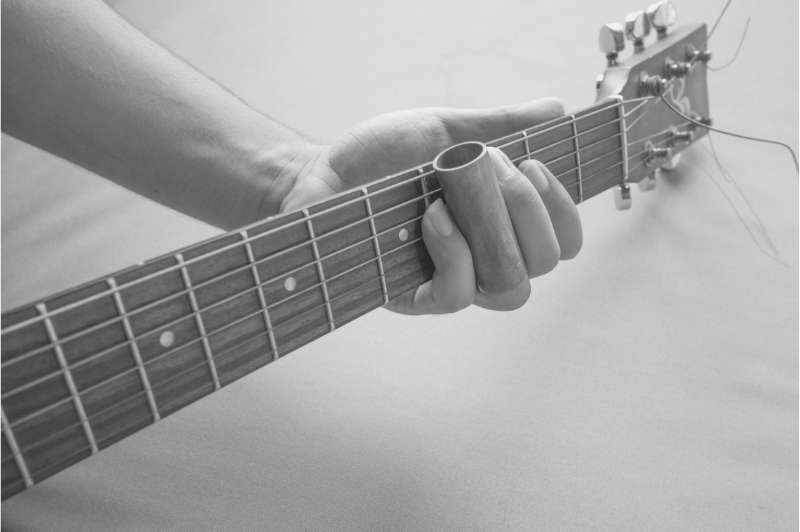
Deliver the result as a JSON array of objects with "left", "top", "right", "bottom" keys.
[{"left": 252, "top": 141, "right": 326, "bottom": 218}]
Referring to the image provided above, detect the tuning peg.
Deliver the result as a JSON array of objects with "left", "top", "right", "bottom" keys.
[
  {"left": 614, "top": 184, "right": 632, "bottom": 210},
  {"left": 646, "top": 1, "right": 677, "bottom": 37},
  {"left": 668, "top": 128, "right": 693, "bottom": 147},
  {"left": 637, "top": 174, "right": 657, "bottom": 191},
  {"left": 598, "top": 23, "right": 625, "bottom": 66},
  {"left": 624, "top": 10, "right": 651, "bottom": 51}
]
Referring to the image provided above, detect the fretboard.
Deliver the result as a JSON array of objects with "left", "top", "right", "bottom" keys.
[{"left": 1, "top": 98, "right": 630, "bottom": 499}]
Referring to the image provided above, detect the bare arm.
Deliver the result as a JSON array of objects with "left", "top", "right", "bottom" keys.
[
  {"left": 2, "top": 0, "right": 316, "bottom": 229},
  {"left": 2, "top": 0, "right": 582, "bottom": 314}
]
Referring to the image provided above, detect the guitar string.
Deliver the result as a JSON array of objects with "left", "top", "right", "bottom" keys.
[
  {"left": 660, "top": 94, "right": 799, "bottom": 172},
  {"left": 0, "top": 33, "right": 724, "bottom": 486},
  {"left": 0, "top": 124, "right": 627, "bottom": 370},
  {"left": 1, "top": 101, "right": 626, "bottom": 337},
  {"left": 4, "top": 148, "right": 667, "bottom": 460},
  {"left": 0, "top": 99, "right": 636, "bottom": 335},
  {"left": 1, "top": 120, "right": 680, "bottom": 390},
  {"left": 1, "top": 116, "right": 641, "bottom": 367},
  {"left": 1, "top": 135, "right": 674, "bottom": 420},
  {"left": 2, "top": 125, "right": 681, "bottom": 404}
]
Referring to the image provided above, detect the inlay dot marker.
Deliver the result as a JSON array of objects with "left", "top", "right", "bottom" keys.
[
  {"left": 284, "top": 276, "right": 297, "bottom": 291},
  {"left": 398, "top": 228, "right": 409, "bottom": 242},
  {"left": 159, "top": 331, "right": 175, "bottom": 348}
]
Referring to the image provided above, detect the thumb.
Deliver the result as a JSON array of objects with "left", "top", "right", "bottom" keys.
[{"left": 438, "top": 97, "right": 565, "bottom": 143}]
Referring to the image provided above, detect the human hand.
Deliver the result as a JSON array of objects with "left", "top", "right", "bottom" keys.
[{"left": 281, "top": 98, "right": 582, "bottom": 313}]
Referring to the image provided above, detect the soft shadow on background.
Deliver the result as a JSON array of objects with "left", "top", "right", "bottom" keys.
[{"left": 2, "top": 0, "right": 797, "bottom": 530}]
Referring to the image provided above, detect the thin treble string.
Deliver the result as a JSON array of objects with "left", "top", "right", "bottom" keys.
[
  {"left": 3, "top": 129, "right": 678, "bottom": 405},
  {"left": 660, "top": 94, "right": 799, "bottom": 172},
  {"left": 4, "top": 117, "right": 683, "bottom": 379},
  {"left": 1, "top": 101, "right": 631, "bottom": 335},
  {"left": 5, "top": 231, "right": 429, "bottom": 429},
  {"left": 7, "top": 144, "right": 648, "bottom": 429},
  {"left": 2, "top": 115, "right": 631, "bottom": 364}
]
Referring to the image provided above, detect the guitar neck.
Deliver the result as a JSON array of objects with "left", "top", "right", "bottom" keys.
[{"left": 1, "top": 98, "right": 630, "bottom": 499}]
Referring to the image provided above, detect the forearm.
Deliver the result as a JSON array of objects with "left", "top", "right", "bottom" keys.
[{"left": 1, "top": 0, "right": 312, "bottom": 229}]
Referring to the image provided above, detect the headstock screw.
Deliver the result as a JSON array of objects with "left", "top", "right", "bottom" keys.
[
  {"left": 646, "top": 1, "right": 677, "bottom": 37},
  {"left": 624, "top": 10, "right": 651, "bottom": 51},
  {"left": 614, "top": 184, "right": 632, "bottom": 210},
  {"left": 598, "top": 23, "right": 625, "bottom": 66}
]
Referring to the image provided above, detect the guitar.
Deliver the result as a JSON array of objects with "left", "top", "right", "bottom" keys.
[{"left": 1, "top": 1, "right": 711, "bottom": 500}]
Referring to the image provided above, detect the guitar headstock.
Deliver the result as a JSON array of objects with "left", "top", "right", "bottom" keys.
[{"left": 595, "top": 1, "right": 711, "bottom": 206}]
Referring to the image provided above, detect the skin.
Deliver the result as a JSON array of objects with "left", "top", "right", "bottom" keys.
[{"left": 2, "top": 0, "right": 582, "bottom": 315}]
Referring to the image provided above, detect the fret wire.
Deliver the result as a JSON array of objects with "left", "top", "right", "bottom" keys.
[
  {"left": 175, "top": 253, "right": 221, "bottom": 390},
  {"left": 2, "top": 136, "right": 677, "bottom": 413},
  {"left": 35, "top": 303, "right": 99, "bottom": 455},
  {"left": 488, "top": 99, "right": 618, "bottom": 148},
  {"left": 1, "top": 408, "right": 33, "bottom": 488},
  {"left": 5, "top": 124, "right": 682, "bottom": 396},
  {"left": 417, "top": 168, "right": 431, "bottom": 207},
  {"left": 362, "top": 188, "right": 390, "bottom": 305},
  {"left": 2, "top": 115, "right": 683, "bottom": 388},
  {"left": 2, "top": 211, "right": 432, "bottom": 398},
  {"left": 522, "top": 131, "right": 532, "bottom": 159},
  {"left": 107, "top": 278, "right": 160, "bottom": 422},
  {"left": 241, "top": 231, "right": 279, "bottom": 361},
  {"left": 303, "top": 209, "right": 335, "bottom": 332},
  {"left": 1, "top": 100, "right": 632, "bottom": 337},
  {"left": 13, "top": 384, "right": 150, "bottom": 458},
  {"left": 2, "top": 189, "right": 443, "bottom": 370},
  {"left": 6, "top": 233, "right": 429, "bottom": 429},
  {"left": 570, "top": 114, "right": 584, "bottom": 202},
  {"left": 5, "top": 116, "right": 615, "bottom": 366},
  {"left": 12, "top": 112, "right": 622, "bottom": 357}
]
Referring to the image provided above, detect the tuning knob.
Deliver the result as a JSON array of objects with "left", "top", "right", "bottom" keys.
[
  {"left": 598, "top": 23, "right": 625, "bottom": 66},
  {"left": 614, "top": 184, "right": 632, "bottom": 210},
  {"left": 637, "top": 174, "right": 657, "bottom": 191},
  {"left": 646, "top": 1, "right": 677, "bottom": 36},
  {"left": 624, "top": 10, "right": 651, "bottom": 51}
]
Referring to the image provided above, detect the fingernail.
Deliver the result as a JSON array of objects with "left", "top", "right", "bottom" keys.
[
  {"left": 523, "top": 160, "right": 550, "bottom": 193},
  {"left": 427, "top": 198, "right": 454, "bottom": 237}
]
